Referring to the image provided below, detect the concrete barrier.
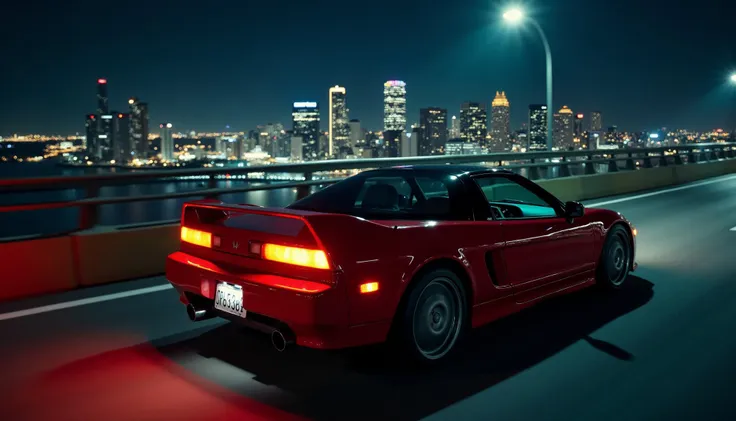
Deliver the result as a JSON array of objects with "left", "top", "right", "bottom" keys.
[
  {"left": 1, "top": 159, "right": 735, "bottom": 302},
  {"left": 537, "top": 177, "right": 583, "bottom": 202},
  {"left": 0, "top": 236, "right": 77, "bottom": 301},
  {"left": 675, "top": 159, "right": 736, "bottom": 184},
  {"left": 575, "top": 166, "right": 678, "bottom": 200},
  {"left": 72, "top": 224, "right": 179, "bottom": 287}
]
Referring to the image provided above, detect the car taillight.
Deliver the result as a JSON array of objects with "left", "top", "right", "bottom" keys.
[
  {"left": 261, "top": 243, "right": 330, "bottom": 270},
  {"left": 181, "top": 227, "right": 212, "bottom": 248}
]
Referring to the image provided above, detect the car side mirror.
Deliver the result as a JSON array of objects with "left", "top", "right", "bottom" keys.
[{"left": 564, "top": 201, "right": 584, "bottom": 219}]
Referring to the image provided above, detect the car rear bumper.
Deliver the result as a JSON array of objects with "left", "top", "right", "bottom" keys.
[{"left": 166, "top": 251, "right": 390, "bottom": 349}]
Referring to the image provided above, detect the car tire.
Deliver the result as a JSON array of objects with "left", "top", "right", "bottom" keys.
[
  {"left": 596, "top": 225, "right": 632, "bottom": 290},
  {"left": 392, "top": 268, "right": 468, "bottom": 366}
]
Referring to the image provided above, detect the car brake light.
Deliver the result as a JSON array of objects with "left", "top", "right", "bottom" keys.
[
  {"left": 262, "top": 243, "right": 330, "bottom": 270},
  {"left": 181, "top": 227, "right": 212, "bottom": 248},
  {"left": 360, "top": 282, "right": 379, "bottom": 293}
]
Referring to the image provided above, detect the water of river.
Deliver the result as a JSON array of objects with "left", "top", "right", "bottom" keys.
[
  {"left": 0, "top": 160, "right": 587, "bottom": 238},
  {"left": 0, "top": 162, "right": 301, "bottom": 238}
]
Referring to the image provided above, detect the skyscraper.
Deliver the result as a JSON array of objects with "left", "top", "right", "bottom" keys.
[
  {"left": 97, "top": 78, "right": 109, "bottom": 115},
  {"left": 450, "top": 115, "right": 461, "bottom": 139},
  {"left": 574, "top": 113, "right": 584, "bottom": 137},
  {"left": 328, "top": 86, "right": 349, "bottom": 156},
  {"left": 349, "top": 119, "right": 363, "bottom": 146},
  {"left": 113, "top": 112, "right": 130, "bottom": 163},
  {"left": 235, "top": 135, "right": 245, "bottom": 159},
  {"left": 98, "top": 113, "right": 114, "bottom": 161},
  {"left": 84, "top": 114, "right": 97, "bottom": 154},
  {"left": 292, "top": 102, "right": 320, "bottom": 160},
  {"left": 574, "top": 113, "right": 585, "bottom": 149},
  {"left": 491, "top": 91, "right": 511, "bottom": 152},
  {"left": 128, "top": 97, "right": 149, "bottom": 160},
  {"left": 553, "top": 105, "right": 574, "bottom": 150},
  {"left": 528, "top": 104, "right": 548, "bottom": 151},
  {"left": 402, "top": 129, "right": 419, "bottom": 157},
  {"left": 419, "top": 107, "right": 447, "bottom": 156},
  {"left": 160, "top": 123, "right": 174, "bottom": 161},
  {"left": 82, "top": 78, "right": 115, "bottom": 161},
  {"left": 590, "top": 111, "right": 602, "bottom": 132},
  {"left": 383, "top": 80, "right": 407, "bottom": 131},
  {"left": 460, "top": 102, "right": 487, "bottom": 145}
]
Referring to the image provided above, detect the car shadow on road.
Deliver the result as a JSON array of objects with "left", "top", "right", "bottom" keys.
[{"left": 155, "top": 275, "right": 654, "bottom": 421}]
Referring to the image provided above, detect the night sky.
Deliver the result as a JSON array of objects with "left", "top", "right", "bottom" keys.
[{"left": 2, "top": 0, "right": 735, "bottom": 135}]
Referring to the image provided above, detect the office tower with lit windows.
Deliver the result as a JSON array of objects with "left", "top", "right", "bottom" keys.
[
  {"left": 449, "top": 115, "right": 461, "bottom": 139},
  {"left": 574, "top": 113, "right": 585, "bottom": 149},
  {"left": 383, "top": 80, "right": 407, "bottom": 131},
  {"left": 574, "top": 113, "right": 584, "bottom": 137},
  {"left": 97, "top": 78, "right": 109, "bottom": 115},
  {"left": 85, "top": 114, "right": 97, "bottom": 154},
  {"left": 235, "top": 135, "right": 245, "bottom": 160},
  {"left": 292, "top": 102, "right": 320, "bottom": 160},
  {"left": 160, "top": 123, "right": 174, "bottom": 161},
  {"left": 259, "top": 123, "right": 287, "bottom": 157},
  {"left": 418, "top": 107, "right": 447, "bottom": 156},
  {"left": 290, "top": 136, "right": 303, "bottom": 161},
  {"left": 491, "top": 91, "right": 511, "bottom": 152},
  {"left": 460, "top": 102, "right": 487, "bottom": 145},
  {"left": 590, "top": 111, "right": 602, "bottom": 132},
  {"left": 349, "top": 119, "right": 364, "bottom": 146},
  {"left": 383, "top": 80, "right": 406, "bottom": 158},
  {"left": 553, "top": 106, "right": 575, "bottom": 150},
  {"left": 328, "top": 86, "right": 350, "bottom": 156},
  {"left": 319, "top": 133, "right": 329, "bottom": 157},
  {"left": 97, "top": 113, "right": 114, "bottom": 161},
  {"left": 403, "top": 128, "right": 419, "bottom": 157},
  {"left": 528, "top": 104, "right": 548, "bottom": 151},
  {"left": 128, "top": 97, "right": 149, "bottom": 159},
  {"left": 85, "top": 78, "right": 115, "bottom": 161},
  {"left": 113, "top": 112, "right": 130, "bottom": 163}
]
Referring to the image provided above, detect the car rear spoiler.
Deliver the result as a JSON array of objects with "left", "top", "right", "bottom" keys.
[{"left": 180, "top": 199, "right": 328, "bottom": 250}]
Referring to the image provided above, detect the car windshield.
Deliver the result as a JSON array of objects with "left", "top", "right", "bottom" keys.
[{"left": 288, "top": 172, "right": 460, "bottom": 220}]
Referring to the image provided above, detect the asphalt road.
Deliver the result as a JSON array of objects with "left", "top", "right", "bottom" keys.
[{"left": 1, "top": 174, "right": 736, "bottom": 421}]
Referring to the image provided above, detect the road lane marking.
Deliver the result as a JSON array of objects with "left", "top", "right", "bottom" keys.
[
  {"left": 588, "top": 174, "right": 736, "bottom": 208},
  {"left": 0, "top": 284, "right": 173, "bottom": 322}
]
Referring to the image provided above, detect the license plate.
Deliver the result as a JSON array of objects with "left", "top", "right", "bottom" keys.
[{"left": 214, "top": 282, "right": 246, "bottom": 318}]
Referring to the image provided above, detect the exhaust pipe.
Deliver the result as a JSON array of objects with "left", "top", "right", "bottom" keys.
[
  {"left": 271, "top": 329, "right": 295, "bottom": 352},
  {"left": 186, "top": 303, "right": 215, "bottom": 322}
]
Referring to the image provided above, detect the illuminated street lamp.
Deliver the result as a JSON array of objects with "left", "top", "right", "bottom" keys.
[
  {"left": 730, "top": 73, "right": 736, "bottom": 140},
  {"left": 504, "top": 7, "right": 553, "bottom": 150}
]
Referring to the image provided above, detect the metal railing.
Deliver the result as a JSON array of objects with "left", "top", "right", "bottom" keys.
[{"left": 1, "top": 142, "right": 734, "bottom": 232}]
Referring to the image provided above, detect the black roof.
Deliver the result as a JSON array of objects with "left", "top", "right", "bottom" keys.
[{"left": 361, "top": 164, "right": 512, "bottom": 178}]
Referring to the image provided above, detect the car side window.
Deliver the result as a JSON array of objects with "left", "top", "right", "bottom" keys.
[
  {"left": 415, "top": 177, "right": 449, "bottom": 199},
  {"left": 354, "top": 177, "right": 414, "bottom": 210},
  {"left": 475, "top": 176, "right": 558, "bottom": 220},
  {"left": 350, "top": 175, "right": 456, "bottom": 219}
]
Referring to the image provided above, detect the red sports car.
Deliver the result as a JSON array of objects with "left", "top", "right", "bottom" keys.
[{"left": 166, "top": 165, "right": 637, "bottom": 364}]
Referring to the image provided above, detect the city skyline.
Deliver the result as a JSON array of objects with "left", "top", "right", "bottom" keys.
[{"left": 1, "top": 0, "right": 735, "bottom": 134}]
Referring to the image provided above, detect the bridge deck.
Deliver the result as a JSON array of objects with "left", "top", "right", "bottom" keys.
[{"left": 1, "top": 175, "right": 736, "bottom": 421}]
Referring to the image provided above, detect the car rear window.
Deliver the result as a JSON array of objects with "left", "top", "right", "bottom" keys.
[{"left": 289, "top": 173, "right": 459, "bottom": 220}]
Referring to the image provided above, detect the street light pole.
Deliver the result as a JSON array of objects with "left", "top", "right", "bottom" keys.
[
  {"left": 503, "top": 8, "right": 554, "bottom": 150},
  {"left": 730, "top": 73, "right": 736, "bottom": 141},
  {"left": 529, "top": 18, "right": 554, "bottom": 150}
]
